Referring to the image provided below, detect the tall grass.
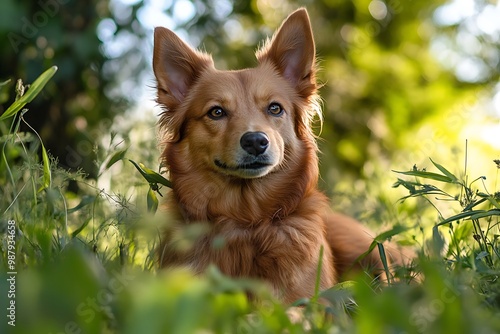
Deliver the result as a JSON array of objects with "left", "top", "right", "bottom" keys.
[{"left": 1, "top": 69, "right": 500, "bottom": 333}]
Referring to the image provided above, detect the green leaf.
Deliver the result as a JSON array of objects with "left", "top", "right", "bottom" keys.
[
  {"left": 452, "top": 222, "right": 473, "bottom": 243},
  {"left": 312, "top": 245, "right": 324, "bottom": 303},
  {"left": 436, "top": 210, "right": 500, "bottom": 226},
  {"left": 377, "top": 243, "right": 391, "bottom": 283},
  {"left": 326, "top": 280, "right": 357, "bottom": 291},
  {"left": 319, "top": 281, "right": 356, "bottom": 309},
  {"left": 475, "top": 251, "right": 489, "bottom": 260},
  {"left": 38, "top": 143, "right": 51, "bottom": 192},
  {"left": 0, "top": 79, "right": 11, "bottom": 88},
  {"left": 71, "top": 218, "right": 92, "bottom": 238},
  {"left": 436, "top": 211, "right": 480, "bottom": 226},
  {"left": 355, "top": 243, "right": 377, "bottom": 265},
  {"left": 429, "top": 158, "right": 458, "bottom": 182},
  {"left": 147, "top": 187, "right": 159, "bottom": 213},
  {"left": 67, "top": 195, "right": 96, "bottom": 214},
  {"left": 129, "top": 159, "right": 172, "bottom": 188},
  {"left": 374, "top": 224, "right": 410, "bottom": 243},
  {"left": 393, "top": 169, "right": 454, "bottom": 183},
  {"left": 104, "top": 148, "right": 128, "bottom": 170},
  {"left": 463, "top": 197, "right": 488, "bottom": 211},
  {"left": 486, "top": 196, "right": 500, "bottom": 209},
  {"left": 0, "top": 66, "right": 58, "bottom": 121},
  {"left": 355, "top": 225, "right": 411, "bottom": 264},
  {"left": 430, "top": 226, "right": 445, "bottom": 257},
  {"left": 470, "top": 209, "right": 500, "bottom": 220}
]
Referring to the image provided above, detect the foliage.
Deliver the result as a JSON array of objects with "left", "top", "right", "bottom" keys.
[
  {"left": 1, "top": 68, "right": 500, "bottom": 334},
  {"left": 394, "top": 156, "right": 500, "bottom": 309},
  {"left": 0, "top": 0, "right": 143, "bottom": 177},
  {"left": 1, "top": 0, "right": 499, "bottom": 187},
  {"left": 1, "top": 0, "right": 500, "bottom": 332}
]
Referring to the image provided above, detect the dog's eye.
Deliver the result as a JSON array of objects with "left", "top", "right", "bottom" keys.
[
  {"left": 267, "top": 103, "right": 284, "bottom": 116},
  {"left": 207, "top": 107, "right": 226, "bottom": 119}
]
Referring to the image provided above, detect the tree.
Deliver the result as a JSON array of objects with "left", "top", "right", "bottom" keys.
[
  {"left": 0, "top": 0, "right": 146, "bottom": 180},
  {"left": 1, "top": 0, "right": 498, "bottom": 189}
]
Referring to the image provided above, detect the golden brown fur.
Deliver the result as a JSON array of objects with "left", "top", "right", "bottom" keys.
[{"left": 153, "top": 8, "right": 411, "bottom": 303}]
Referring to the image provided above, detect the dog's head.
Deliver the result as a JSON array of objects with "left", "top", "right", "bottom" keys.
[{"left": 153, "top": 9, "right": 320, "bottom": 180}]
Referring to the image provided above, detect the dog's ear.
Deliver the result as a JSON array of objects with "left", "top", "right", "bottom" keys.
[
  {"left": 153, "top": 27, "right": 214, "bottom": 104},
  {"left": 256, "top": 8, "right": 316, "bottom": 95}
]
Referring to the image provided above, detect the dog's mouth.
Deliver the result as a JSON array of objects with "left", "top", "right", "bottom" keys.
[
  {"left": 214, "top": 159, "right": 272, "bottom": 171},
  {"left": 214, "top": 159, "right": 274, "bottom": 178}
]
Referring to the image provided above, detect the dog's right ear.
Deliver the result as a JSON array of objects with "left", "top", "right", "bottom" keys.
[{"left": 153, "top": 27, "right": 214, "bottom": 105}]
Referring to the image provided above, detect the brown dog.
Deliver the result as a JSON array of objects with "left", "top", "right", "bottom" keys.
[{"left": 153, "top": 8, "right": 411, "bottom": 303}]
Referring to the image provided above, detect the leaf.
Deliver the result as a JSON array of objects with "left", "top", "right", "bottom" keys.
[
  {"left": 436, "top": 210, "right": 500, "bottom": 226},
  {"left": 319, "top": 281, "right": 356, "bottom": 308},
  {"left": 430, "top": 226, "right": 445, "bottom": 257},
  {"left": 377, "top": 243, "right": 391, "bottom": 283},
  {"left": 355, "top": 225, "right": 411, "bottom": 264},
  {"left": 452, "top": 222, "right": 473, "bottom": 243},
  {"left": 463, "top": 197, "right": 488, "bottom": 211},
  {"left": 38, "top": 143, "right": 51, "bottom": 192},
  {"left": 326, "top": 280, "right": 357, "bottom": 291},
  {"left": 470, "top": 209, "right": 500, "bottom": 220},
  {"left": 430, "top": 158, "right": 458, "bottom": 182},
  {"left": 312, "top": 245, "right": 324, "bottom": 303},
  {"left": 0, "top": 66, "right": 58, "bottom": 121},
  {"left": 129, "top": 159, "right": 172, "bottom": 188},
  {"left": 486, "top": 196, "right": 500, "bottom": 209},
  {"left": 147, "top": 187, "right": 159, "bottom": 213},
  {"left": 355, "top": 241, "right": 378, "bottom": 264},
  {"left": 393, "top": 169, "right": 454, "bottom": 183},
  {"left": 71, "top": 218, "right": 92, "bottom": 238},
  {"left": 104, "top": 148, "right": 128, "bottom": 170},
  {"left": 374, "top": 224, "right": 411, "bottom": 243},
  {"left": 475, "top": 251, "right": 489, "bottom": 260},
  {"left": 67, "top": 195, "right": 96, "bottom": 214},
  {"left": 0, "top": 79, "right": 11, "bottom": 88}
]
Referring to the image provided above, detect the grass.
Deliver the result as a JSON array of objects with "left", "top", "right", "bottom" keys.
[{"left": 1, "top": 69, "right": 500, "bottom": 333}]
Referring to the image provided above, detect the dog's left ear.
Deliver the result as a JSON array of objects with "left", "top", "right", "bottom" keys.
[{"left": 256, "top": 8, "right": 316, "bottom": 95}]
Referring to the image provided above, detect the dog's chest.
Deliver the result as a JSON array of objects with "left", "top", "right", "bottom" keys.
[{"left": 188, "top": 218, "right": 320, "bottom": 280}]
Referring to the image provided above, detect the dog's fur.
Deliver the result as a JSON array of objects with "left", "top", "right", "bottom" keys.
[{"left": 153, "top": 8, "right": 411, "bottom": 303}]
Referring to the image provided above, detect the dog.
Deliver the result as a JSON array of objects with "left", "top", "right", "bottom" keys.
[{"left": 152, "top": 8, "right": 412, "bottom": 303}]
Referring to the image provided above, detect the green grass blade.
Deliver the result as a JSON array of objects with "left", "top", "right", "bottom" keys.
[
  {"left": 463, "top": 197, "right": 488, "bottom": 211},
  {"left": 0, "top": 66, "right": 58, "bottom": 121},
  {"left": 355, "top": 225, "right": 410, "bottom": 264},
  {"left": 393, "top": 169, "right": 453, "bottom": 183},
  {"left": 470, "top": 209, "right": 500, "bottom": 220},
  {"left": 486, "top": 196, "right": 500, "bottom": 209},
  {"left": 430, "top": 158, "right": 458, "bottom": 182},
  {"left": 38, "top": 143, "right": 51, "bottom": 192},
  {"left": 436, "top": 210, "right": 493, "bottom": 226},
  {"left": 147, "top": 187, "right": 159, "bottom": 213},
  {"left": 431, "top": 225, "right": 445, "bottom": 256},
  {"left": 67, "top": 195, "right": 96, "bottom": 214},
  {"left": 355, "top": 241, "right": 378, "bottom": 264},
  {"left": 374, "top": 224, "right": 410, "bottom": 243},
  {"left": 311, "top": 245, "right": 324, "bottom": 303},
  {"left": 476, "top": 251, "right": 489, "bottom": 260},
  {"left": 104, "top": 148, "right": 128, "bottom": 170},
  {"left": 377, "top": 243, "right": 391, "bottom": 284},
  {"left": 71, "top": 218, "right": 92, "bottom": 238},
  {"left": 0, "top": 79, "right": 11, "bottom": 88}
]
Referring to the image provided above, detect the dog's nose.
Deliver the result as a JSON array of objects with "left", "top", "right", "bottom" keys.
[{"left": 240, "top": 132, "right": 269, "bottom": 156}]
